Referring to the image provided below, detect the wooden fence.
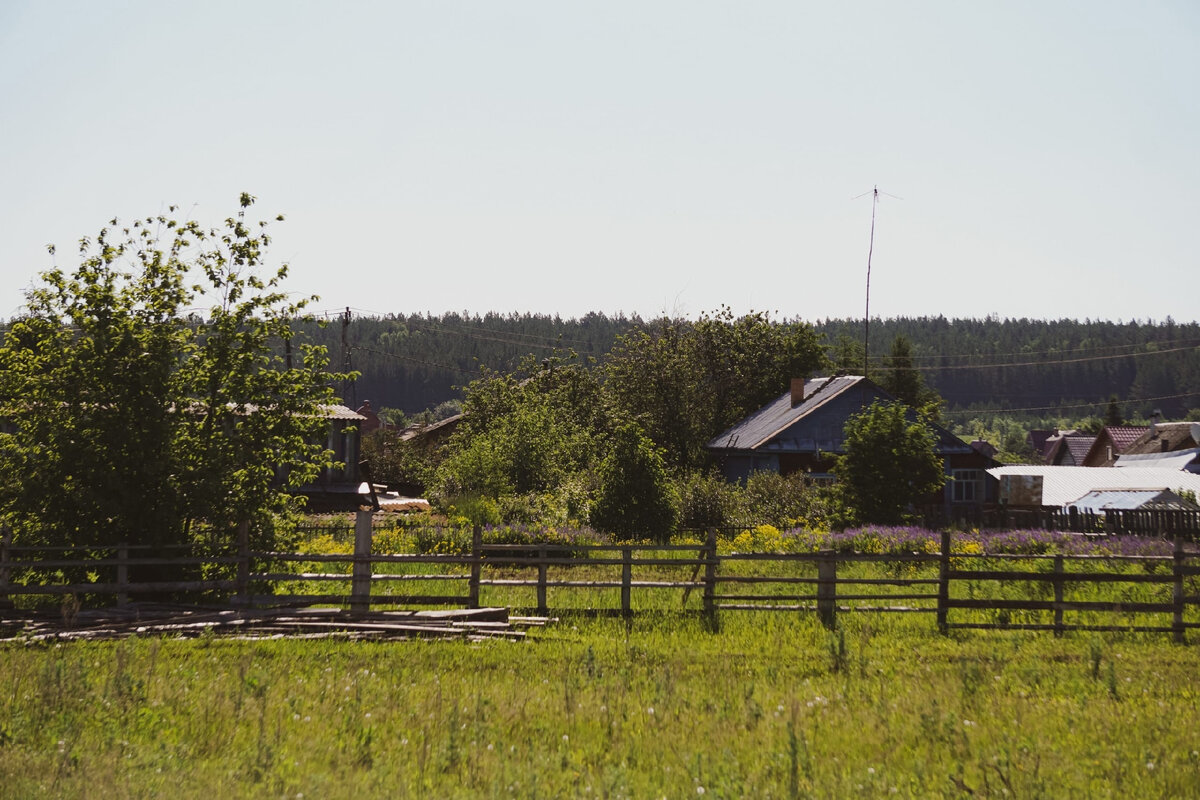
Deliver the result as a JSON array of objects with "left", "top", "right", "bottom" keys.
[
  {"left": 939, "top": 506, "right": 1200, "bottom": 536},
  {"left": 3, "top": 519, "right": 1200, "bottom": 640}
]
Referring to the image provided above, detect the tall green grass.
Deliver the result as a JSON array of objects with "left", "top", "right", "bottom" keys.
[{"left": 3, "top": 613, "right": 1200, "bottom": 798}]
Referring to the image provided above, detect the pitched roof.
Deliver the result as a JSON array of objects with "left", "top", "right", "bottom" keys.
[
  {"left": 706, "top": 375, "right": 976, "bottom": 457},
  {"left": 399, "top": 412, "right": 464, "bottom": 442},
  {"left": 1104, "top": 426, "right": 1151, "bottom": 451},
  {"left": 1044, "top": 432, "right": 1095, "bottom": 465},
  {"left": 321, "top": 404, "right": 368, "bottom": 420},
  {"left": 1062, "top": 435, "right": 1096, "bottom": 464},
  {"left": 706, "top": 375, "right": 864, "bottom": 451},
  {"left": 1122, "top": 421, "right": 1200, "bottom": 455},
  {"left": 1082, "top": 425, "right": 1153, "bottom": 466}
]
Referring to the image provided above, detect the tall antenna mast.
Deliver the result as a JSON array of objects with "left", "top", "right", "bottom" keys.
[
  {"left": 854, "top": 185, "right": 900, "bottom": 378},
  {"left": 863, "top": 186, "right": 878, "bottom": 378}
]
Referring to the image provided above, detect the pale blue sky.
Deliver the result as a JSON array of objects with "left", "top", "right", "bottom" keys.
[{"left": 2, "top": 1, "right": 1197, "bottom": 323}]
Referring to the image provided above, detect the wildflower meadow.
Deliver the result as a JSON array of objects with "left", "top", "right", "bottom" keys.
[{"left": 2, "top": 522, "right": 1199, "bottom": 797}]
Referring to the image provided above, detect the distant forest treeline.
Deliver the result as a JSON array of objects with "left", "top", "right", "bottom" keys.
[{"left": 298, "top": 312, "right": 1200, "bottom": 420}]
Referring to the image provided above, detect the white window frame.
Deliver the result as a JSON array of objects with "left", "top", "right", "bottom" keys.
[{"left": 951, "top": 469, "right": 982, "bottom": 503}]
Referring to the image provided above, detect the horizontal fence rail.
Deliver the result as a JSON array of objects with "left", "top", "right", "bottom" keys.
[{"left": 3, "top": 517, "right": 1200, "bottom": 640}]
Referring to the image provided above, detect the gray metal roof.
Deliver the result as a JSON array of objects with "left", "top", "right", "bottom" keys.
[
  {"left": 988, "top": 465, "right": 1200, "bottom": 507},
  {"left": 1115, "top": 448, "right": 1200, "bottom": 471},
  {"left": 706, "top": 376, "right": 865, "bottom": 451},
  {"left": 707, "top": 375, "right": 976, "bottom": 457},
  {"left": 1067, "top": 489, "right": 1199, "bottom": 512}
]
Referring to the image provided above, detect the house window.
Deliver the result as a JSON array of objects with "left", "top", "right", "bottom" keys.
[{"left": 952, "top": 469, "right": 982, "bottom": 503}]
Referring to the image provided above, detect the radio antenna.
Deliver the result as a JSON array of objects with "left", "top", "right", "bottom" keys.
[{"left": 854, "top": 186, "right": 901, "bottom": 378}]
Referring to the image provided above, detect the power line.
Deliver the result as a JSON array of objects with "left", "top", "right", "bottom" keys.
[
  {"left": 350, "top": 345, "right": 478, "bottom": 377},
  {"left": 849, "top": 336, "right": 1200, "bottom": 365},
  {"left": 942, "top": 391, "right": 1200, "bottom": 417},
  {"left": 863, "top": 344, "right": 1199, "bottom": 373}
]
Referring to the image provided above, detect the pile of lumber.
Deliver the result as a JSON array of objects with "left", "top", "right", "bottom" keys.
[{"left": 0, "top": 604, "right": 553, "bottom": 643}]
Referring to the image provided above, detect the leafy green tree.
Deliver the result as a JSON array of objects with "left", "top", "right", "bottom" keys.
[
  {"left": 0, "top": 195, "right": 344, "bottom": 559},
  {"left": 433, "top": 352, "right": 603, "bottom": 505},
  {"left": 590, "top": 421, "right": 678, "bottom": 541},
  {"left": 604, "top": 308, "right": 828, "bottom": 471},
  {"left": 832, "top": 401, "right": 946, "bottom": 525}
]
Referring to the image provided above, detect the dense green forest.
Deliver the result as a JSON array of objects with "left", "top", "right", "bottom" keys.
[
  {"left": 293, "top": 311, "right": 635, "bottom": 415},
  {"left": 305, "top": 311, "right": 1200, "bottom": 423},
  {"left": 815, "top": 316, "right": 1200, "bottom": 420}
]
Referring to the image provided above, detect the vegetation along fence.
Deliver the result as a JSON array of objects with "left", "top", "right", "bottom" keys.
[{"left": 4, "top": 518, "right": 1200, "bottom": 641}]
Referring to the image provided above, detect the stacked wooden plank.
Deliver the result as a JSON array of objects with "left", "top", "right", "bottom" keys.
[{"left": 0, "top": 604, "right": 553, "bottom": 643}]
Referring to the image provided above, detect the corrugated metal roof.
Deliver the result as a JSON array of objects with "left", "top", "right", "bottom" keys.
[
  {"left": 1115, "top": 448, "right": 1200, "bottom": 471},
  {"left": 707, "top": 376, "right": 864, "bottom": 451},
  {"left": 988, "top": 465, "right": 1200, "bottom": 507},
  {"left": 1067, "top": 489, "right": 1198, "bottom": 512},
  {"left": 321, "top": 404, "right": 367, "bottom": 420}
]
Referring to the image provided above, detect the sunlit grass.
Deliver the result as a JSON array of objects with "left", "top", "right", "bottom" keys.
[
  {"left": 3, "top": 611, "right": 1200, "bottom": 798},
  {"left": 4, "top": 523, "right": 1199, "bottom": 797}
]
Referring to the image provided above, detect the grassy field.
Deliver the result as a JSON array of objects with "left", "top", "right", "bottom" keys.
[{"left": 3, "top": 607, "right": 1200, "bottom": 798}]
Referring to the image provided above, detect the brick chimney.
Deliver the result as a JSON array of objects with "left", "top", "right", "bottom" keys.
[{"left": 790, "top": 377, "right": 807, "bottom": 406}]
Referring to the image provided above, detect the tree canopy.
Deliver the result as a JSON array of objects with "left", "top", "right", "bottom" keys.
[
  {"left": 603, "top": 308, "right": 828, "bottom": 471},
  {"left": 0, "top": 194, "right": 345, "bottom": 552},
  {"left": 832, "top": 400, "right": 946, "bottom": 525}
]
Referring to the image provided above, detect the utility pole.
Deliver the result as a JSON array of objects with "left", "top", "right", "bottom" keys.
[{"left": 341, "top": 307, "right": 355, "bottom": 407}]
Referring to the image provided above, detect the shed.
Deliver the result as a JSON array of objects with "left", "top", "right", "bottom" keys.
[
  {"left": 989, "top": 465, "right": 1200, "bottom": 508},
  {"left": 1066, "top": 489, "right": 1200, "bottom": 513}
]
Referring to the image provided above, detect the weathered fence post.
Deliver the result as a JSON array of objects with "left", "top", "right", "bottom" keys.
[
  {"left": 536, "top": 545, "right": 548, "bottom": 614},
  {"left": 937, "top": 529, "right": 951, "bottom": 634},
  {"left": 816, "top": 550, "right": 837, "bottom": 630},
  {"left": 621, "top": 547, "right": 633, "bottom": 618},
  {"left": 1173, "top": 534, "right": 1186, "bottom": 644},
  {"left": 235, "top": 520, "right": 250, "bottom": 608},
  {"left": 0, "top": 525, "right": 11, "bottom": 610},
  {"left": 703, "top": 528, "right": 719, "bottom": 631},
  {"left": 468, "top": 524, "right": 482, "bottom": 609},
  {"left": 116, "top": 542, "right": 129, "bottom": 607},
  {"left": 1052, "top": 554, "right": 1064, "bottom": 638},
  {"left": 351, "top": 509, "right": 374, "bottom": 613}
]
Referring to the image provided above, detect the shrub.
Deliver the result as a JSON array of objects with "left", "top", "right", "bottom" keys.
[
  {"left": 590, "top": 422, "right": 678, "bottom": 542},
  {"left": 734, "top": 470, "right": 832, "bottom": 530},
  {"left": 675, "top": 470, "right": 739, "bottom": 532}
]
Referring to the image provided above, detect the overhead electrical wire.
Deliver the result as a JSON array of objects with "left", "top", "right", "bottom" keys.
[
  {"left": 348, "top": 345, "right": 477, "bottom": 377},
  {"left": 841, "top": 336, "right": 1200, "bottom": 365},
  {"left": 941, "top": 391, "right": 1200, "bottom": 417},
  {"left": 862, "top": 344, "right": 1200, "bottom": 373}
]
